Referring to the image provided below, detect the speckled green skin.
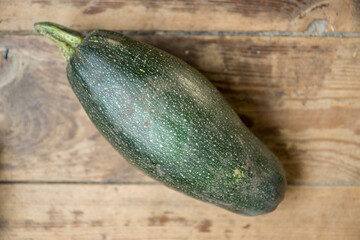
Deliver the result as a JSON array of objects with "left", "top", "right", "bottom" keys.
[{"left": 37, "top": 24, "right": 286, "bottom": 216}]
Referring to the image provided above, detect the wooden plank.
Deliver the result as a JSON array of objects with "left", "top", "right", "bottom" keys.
[
  {"left": 0, "top": 184, "right": 359, "bottom": 240},
  {"left": 1, "top": 35, "right": 360, "bottom": 184},
  {"left": 0, "top": 0, "right": 359, "bottom": 32}
]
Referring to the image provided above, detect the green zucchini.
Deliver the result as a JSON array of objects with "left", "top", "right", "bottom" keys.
[{"left": 34, "top": 22, "right": 286, "bottom": 216}]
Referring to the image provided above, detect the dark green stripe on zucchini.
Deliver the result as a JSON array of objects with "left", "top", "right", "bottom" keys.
[{"left": 35, "top": 22, "right": 286, "bottom": 216}]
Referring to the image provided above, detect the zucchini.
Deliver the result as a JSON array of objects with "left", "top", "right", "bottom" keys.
[{"left": 35, "top": 22, "right": 286, "bottom": 216}]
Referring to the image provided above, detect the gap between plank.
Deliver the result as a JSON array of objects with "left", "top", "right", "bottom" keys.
[
  {"left": 0, "top": 180, "right": 358, "bottom": 186},
  {"left": 1, "top": 30, "right": 360, "bottom": 38},
  {"left": 0, "top": 180, "right": 158, "bottom": 185}
]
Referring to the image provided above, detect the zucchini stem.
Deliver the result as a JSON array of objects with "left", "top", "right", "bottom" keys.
[{"left": 34, "top": 22, "right": 84, "bottom": 61}]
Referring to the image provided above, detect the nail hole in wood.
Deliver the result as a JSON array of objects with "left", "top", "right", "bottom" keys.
[{"left": 4, "top": 48, "right": 9, "bottom": 60}]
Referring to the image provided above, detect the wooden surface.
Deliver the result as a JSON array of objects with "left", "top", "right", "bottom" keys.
[
  {"left": 0, "top": 0, "right": 360, "bottom": 239},
  {"left": 0, "top": 185, "right": 359, "bottom": 240},
  {"left": 1, "top": 35, "right": 360, "bottom": 184},
  {"left": 1, "top": 0, "right": 360, "bottom": 32}
]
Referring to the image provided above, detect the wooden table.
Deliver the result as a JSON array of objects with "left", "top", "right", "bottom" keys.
[{"left": 0, "top": 1, "right": 359, "bottom": 239}]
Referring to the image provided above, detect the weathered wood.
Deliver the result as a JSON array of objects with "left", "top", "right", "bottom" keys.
[
  {"left": 0, "top": 0, "right": 359, "bottom": 32},
  {"left": 0, "top": 184, "right": 359, "bottom": 240},
  {"left": 1, "top": 35, "right": 360, "bottom": 184}
]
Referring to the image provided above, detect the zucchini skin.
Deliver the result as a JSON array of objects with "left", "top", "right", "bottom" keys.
[{"left": 64, "top": 30, "right": 286, "bottom": 216}]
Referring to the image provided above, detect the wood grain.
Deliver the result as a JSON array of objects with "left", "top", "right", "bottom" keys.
[
  {"left": 1, "top": 35, "right": 360, "bottom": 184},
  {"left": 0, "top": 0, "right": 359, "bottom": 32},
  {"left": 0, "top": 184, "right": 359, "bottom": 240}
]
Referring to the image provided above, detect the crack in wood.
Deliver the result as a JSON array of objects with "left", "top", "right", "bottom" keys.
[{"left": 1, "top": 30, "right": 360, "bottom": 38}]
